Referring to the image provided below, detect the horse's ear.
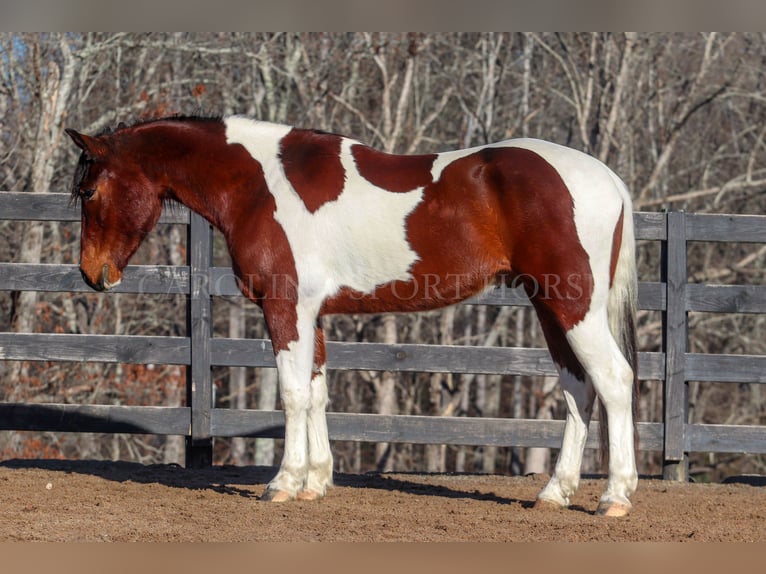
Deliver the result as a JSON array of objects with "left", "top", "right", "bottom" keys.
[{"left": 65, "top": 128, "right": 109, "bottom": 158}]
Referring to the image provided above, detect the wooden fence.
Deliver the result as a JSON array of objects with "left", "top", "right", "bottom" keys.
[{"left": 1, "top": 191, "right": 765, "bottom": 479}]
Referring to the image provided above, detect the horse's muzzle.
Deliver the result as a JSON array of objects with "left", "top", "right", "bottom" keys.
[{"left": 81, "top": 264, "right": 121, "bottom": 292}]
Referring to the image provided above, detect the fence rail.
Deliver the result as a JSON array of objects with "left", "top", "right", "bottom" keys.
[{"left": 1, "top": 192, "right": 765, "bottom": 478}]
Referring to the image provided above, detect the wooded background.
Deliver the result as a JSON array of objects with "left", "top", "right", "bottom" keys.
[{"left": 1, "top": 32, "right": 764, "bottom": 481}]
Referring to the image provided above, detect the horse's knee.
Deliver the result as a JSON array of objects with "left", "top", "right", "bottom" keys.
[
  {"left": 309, "top": 370, "right": 328, "bottom": 411},
  {"left": 281, "top": 385, "right": 311, "bottom": 412}
]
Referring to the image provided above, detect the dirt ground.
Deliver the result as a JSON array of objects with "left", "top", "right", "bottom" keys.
[{"left": 1, "top": 459, "right": 764, "bottom": 542}]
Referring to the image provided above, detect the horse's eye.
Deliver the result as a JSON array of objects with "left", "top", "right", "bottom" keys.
[{"left": 81, "top": 188, "right": 96, "bottom": 200}]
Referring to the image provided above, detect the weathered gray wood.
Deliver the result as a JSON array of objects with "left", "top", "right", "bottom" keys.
[
  {"left": 210, "top": 409, "right": 665, "bottom": 450},
  {"left": 210, "top": 409, "right": 285, "bottom": 439},
  {"left": 685, "top": 353, "right": 766, "bottom": 383},
  {"left": 213, "top": 338, "right": 557, "bottom": 375},
  {"left": 634, "top": 211, "right": 667, "bottom": 240},
  {"left": 0, "top": 403, "right": 189, "bottom": 435},
  {"left": 331, "top": 342, "right": 557, "bottom": 376},
  {"left": 209, "top": 267, "right": 241, "bottom": 296},
  {"left": 662, "top": 211, "right": 689, "bottom": 474},
  {"left": 0, "top": 263, "right": 189, "bottom": 294},
  {"left": 638, "top": 352, "right": 667, "bottom": 381},
  {"left": 0, "top": 333, "right": 190, "bottom": 364},
  {"left": 686, "top": 284, "right": 766, "bottom": 314},
  {"left": 0, "top": 192, "right": 189, "bottom": 223},
  {"left": 687, "top": 423, "right": 766, "bottom": 454},
  {"left": 0, "top": 192, "right": 81, "bottom": 221},
  {"left": 186, "top": 211, "right": 213, "bottom": 467},
  {"left": 463, "top": 286, "right": 531, "bottom": 306},
  {"left": 211, "top": 338, "right": 276, "bottom": 368},
  {"left": 638, "top": 281, "right": 666, "bottom": 311},
  {"left": 211, "top": 338, "right": 666, "bottom": 380},
  {"left": 636, "top": 421, "right": 666, "bottom": 453},
  {"left": 685, "top": 213, "right": 766, "bottom": 243}
]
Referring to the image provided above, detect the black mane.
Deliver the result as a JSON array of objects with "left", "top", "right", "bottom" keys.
[
  {"left": 113, "top": 114, "right": 223, "bottom": 133},
  {"left": 69, "top": 153, "right": 90, "bottom": 206}
]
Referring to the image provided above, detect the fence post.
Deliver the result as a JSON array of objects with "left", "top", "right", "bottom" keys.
[
  {"left": 662, "top": 211, "right": 689, "bottom": 480},
  {"left": 186, "top": 211, "right": 214, "bottom": 468}
]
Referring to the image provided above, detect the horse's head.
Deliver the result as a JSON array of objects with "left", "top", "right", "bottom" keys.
[{"left": 66, "top": 127, "right": 164, "bottom": 292}]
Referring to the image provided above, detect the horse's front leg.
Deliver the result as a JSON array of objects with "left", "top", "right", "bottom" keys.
[
  {"left": 261, "top": 300, "right": 319, "bottom": 502},
  {"left": 298, "top": 325, "right": 333, "bottom": 501}
]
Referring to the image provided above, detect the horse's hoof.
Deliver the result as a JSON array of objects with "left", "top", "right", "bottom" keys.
[
  {"left": 260, "top": 489, "right": 295, "bottom": 502},
  {"left": 533, "top": 497, "right": 565, "bottom": 510},
  {"left": 595, "top": 501, "right": 631, "bottom": 517},
  {"left": 296, "top": 489, "right": 323, "bottom": 501}
]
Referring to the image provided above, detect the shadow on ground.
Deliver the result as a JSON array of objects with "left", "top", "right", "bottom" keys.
[{"left": 0, "top": 458, "right": 533, "bottom": 506}]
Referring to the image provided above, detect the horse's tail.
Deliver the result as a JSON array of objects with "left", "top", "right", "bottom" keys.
[{"left": 600, "top": 175, "right": 639, "bottom": 469}]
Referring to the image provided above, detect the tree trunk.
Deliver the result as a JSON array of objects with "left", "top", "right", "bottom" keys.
[
  {"left": 163, "top": 225, "right": 186, "bottom": 465},
  {"left": 3, "top": 35, "right": 75, "bottom": 453},
  {"left": 229, "top": 298, "right": 249, "bottom": 465},
  {"left": 374, "top": 314, "right": 398, "bottom": 472}
]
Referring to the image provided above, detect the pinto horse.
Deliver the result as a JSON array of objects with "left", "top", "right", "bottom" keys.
[{"left": 66, "top": 115, "right": 639, "bottom": 516}]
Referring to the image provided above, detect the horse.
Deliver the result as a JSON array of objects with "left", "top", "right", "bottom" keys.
[{"left": 66, "top": 115, "right": 639, "bottom": 517}]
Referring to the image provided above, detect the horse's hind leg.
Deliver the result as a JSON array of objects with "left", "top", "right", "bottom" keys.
[
  {"left": 566, "top": 311, "right": 637, "bottom": 516},
  {"left": 532, "top": 303, "right": 597, "bottom": 509},
  {"left": 535, "top": 369, "right": 596, "bottom": 508}
]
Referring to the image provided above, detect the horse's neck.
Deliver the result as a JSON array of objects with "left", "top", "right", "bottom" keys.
[{"left": 145, "top": 119, "right": 271, "bottom": 235}]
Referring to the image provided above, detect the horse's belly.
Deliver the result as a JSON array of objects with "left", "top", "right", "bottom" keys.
[{"left": 320, "top": 266, "right": 505, "bottom": 316}]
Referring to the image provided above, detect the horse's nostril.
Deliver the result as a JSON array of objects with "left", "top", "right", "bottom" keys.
[{"left": 100, "top": 264, "right": 110, "bottom": 290}]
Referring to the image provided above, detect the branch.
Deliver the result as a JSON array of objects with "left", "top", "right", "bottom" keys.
[
  {"left": 636, "top": 176, "right": 766, "bottom": 208},
  {"left": 328, "top": 92, "right": 385, "bottom": 143}
]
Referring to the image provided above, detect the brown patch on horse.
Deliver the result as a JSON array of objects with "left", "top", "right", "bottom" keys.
[
  {"left": 227, "top": 187, "right": 301, "bottom": 354},
  {"left": 609, "top": 205, "right": 625, "bottom": 288},
  {"left": 531, "top": 299, "right": 588, "bottom": 381},
  {"left": 280, "top": 129, "right": 345, "bottom": 213},
  {"left": 352, "top": 144, "right": 437, "bottom": 192},
  {"left": 486, "top": 147, "right": 594, "bottom": 331},
  {"left": 322, "top": 146, "right": 593, "bottom": 332}
]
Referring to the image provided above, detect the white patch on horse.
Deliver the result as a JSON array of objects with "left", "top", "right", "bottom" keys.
[
  {"left": 225, "top": 116, "right": 424, "bottom": 302},
  {"left": 501, "top": 138, "right": 626, "bottom": 309}
]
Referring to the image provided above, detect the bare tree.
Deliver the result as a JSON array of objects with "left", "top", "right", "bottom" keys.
[{"left": 2, "top": 35, "right": 76, "bottom": 430}]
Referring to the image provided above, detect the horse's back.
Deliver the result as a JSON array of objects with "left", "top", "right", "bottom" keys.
[
  {"left": 429, "top": 138, "right": 630, "bottom": 250},
  {"left": 498, "top": 137, "right": 631, "bottom": 210},
  {"left": 438, "top": 138, "right": 633, "bottom": 326}
]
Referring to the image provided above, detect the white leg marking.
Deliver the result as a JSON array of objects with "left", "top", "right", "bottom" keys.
[
  {"left": 304, "top": 365, "right": 333, "bottom": 496},
  {"left": 268, "top": 347, "right": 311, "bottom": 497},
  {"left": 266, "top": 301, "right": 320, "bottom": 499},
  {"left": 538, "top": 369, "right": 596, "bottom": 507},
  {"left": 567, "top": 311, "right": 637, "bottom": 508}
]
